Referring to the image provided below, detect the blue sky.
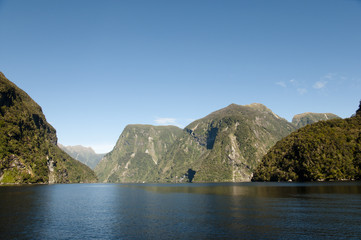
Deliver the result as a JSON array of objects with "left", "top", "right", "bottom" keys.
[{"left": 0, "top": 0, "right": 360, "bottom": 153}]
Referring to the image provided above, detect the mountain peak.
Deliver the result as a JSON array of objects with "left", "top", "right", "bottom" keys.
[{"left": 246, "top": 103, "right": 272, "bottom": 112}]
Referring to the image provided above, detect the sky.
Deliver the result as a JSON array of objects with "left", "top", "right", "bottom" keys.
[{"left": 0, "top": 0, "right": 360, "bottom": 153}]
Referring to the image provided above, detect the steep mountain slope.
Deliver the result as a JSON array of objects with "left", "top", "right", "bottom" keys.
[
  {"left": 95, "top": 103, "right": 297, "bottom": 183},
  {"left": 59, "top": 144, "right": 105, "bottom": 169},
  {"left": 94, "top": 125, "right": 183, "bottom": 182},
  {"left": 159, "top": 103, "right": 297, "bottom": 182},
  {"left": 253, "top": 102, "right": 361, "bottom": 182},
  {"left": 292, "top": 112, "right": 341, "bottom": 128},
  {"left": 0, "top": 72, "right": 97, "bottom": 184}
]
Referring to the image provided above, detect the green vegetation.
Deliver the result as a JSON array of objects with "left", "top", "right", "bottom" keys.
[
  {"left": 253, "top": 104, "right": 361, "bottom": 182},
  {"left": 0, "top": 72, "right": 97, "bottom": 184}
]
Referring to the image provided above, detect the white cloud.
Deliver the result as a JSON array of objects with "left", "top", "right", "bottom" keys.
[
  {"left": 289, "top": 79, "right": 298, "bottom": 85},
  {"left": 276, "top": 81, "right": 287, "bottom": 88},
  {"left": 313, "top": 81, "right": 327, "bottom": 89},
  {"left": 297, "top": 88, "right": 308, "bottom": 95},
  {"left": 153, "top": 117, "right": 192, "bottom": 129},
  {"left": 154, "top": 118, "right": 177, "bottom": 125},
  {"left": 323, "top": 73, "right": 335, "bottom": 80}
]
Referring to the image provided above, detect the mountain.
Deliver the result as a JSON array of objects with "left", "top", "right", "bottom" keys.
[
  {"left": 252, "top": 102, "right": 361, "bottom": 182},
  {"left": 94, "top": 125, "right": 183, "bottom": 182},
  {"left": 0, "top": 72, "right": 97, "bottom": 184},
  {"left": 95, "top": 103, "right": 296, "bottom": 183},
  {"left": 158, "top": 103, "right": 297, "bottom": 182},
  {"left": 58, "top": 144, "right": 105, "bottom": 169},
  {"left": 292, "top": 112, "right": 341, "bottom": 128}
]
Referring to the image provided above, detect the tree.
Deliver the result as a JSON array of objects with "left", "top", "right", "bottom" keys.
[{"left": 357, "top": 100, "right": 361, "bottom": 116}]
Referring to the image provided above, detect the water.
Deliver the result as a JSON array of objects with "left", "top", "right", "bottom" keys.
[{"left": 0, "top": 182, "right": 360, "bottom": 239}]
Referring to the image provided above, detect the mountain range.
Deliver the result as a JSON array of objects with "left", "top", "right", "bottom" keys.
[
  {"left": 95, "top": 103, "right": 336, "bottom": 183},
  {"left": 0, "top": 72, "right": 97, "bottom": 184},
  {"left": 2, "top": 71, "right": 353, "bottom": 184}
]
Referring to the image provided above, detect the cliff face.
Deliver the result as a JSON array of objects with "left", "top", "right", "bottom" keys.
[
  {"left": 292, "top": 112, "right": 341, "bottom": 128},
  {"left": 0, "top": 72, "right": 97, "bottom": 184},
  {"left": 94, "top": 125, "right": 183, "bottom": 182}
]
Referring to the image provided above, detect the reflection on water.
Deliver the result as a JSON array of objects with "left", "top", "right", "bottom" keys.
[
  {"left": 0, "top": 182, "right": 360, "bottom": 239},
  {"left": 131, "top": 182, "right": 361, "bottom": 197}
]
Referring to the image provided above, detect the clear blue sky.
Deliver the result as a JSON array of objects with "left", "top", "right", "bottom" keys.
[{"left": 1, "top": 0, "right": 360, "bottom": 153}]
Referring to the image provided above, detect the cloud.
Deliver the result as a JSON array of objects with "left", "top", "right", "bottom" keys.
[
  {"left": 154, "top": 118, "right": 177, "bottom": 125},
  {"left": 153, "top": 117, "right": 194, "bottom": 129},
  {"left": 276, "top": 81, "right": 287, "bottom": 88},
  {"left": 313, "top": 81, "right": 327, "bottom": 89},
  {"left": 323, "top": 73, "right": 335, "bottom": 80},
  {"left": 289, "top": 79, "right": 298, "bottom": 86},
  {"left": 297, "top": 88, "right": 308, "bottom": 95}
]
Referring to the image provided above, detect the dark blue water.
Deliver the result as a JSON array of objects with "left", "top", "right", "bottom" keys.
[{"left": 0, "top": 182, "right": 360, "bottom": 239}]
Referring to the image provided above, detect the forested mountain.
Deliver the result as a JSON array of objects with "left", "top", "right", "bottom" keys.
[
  {"left": 253, "top": 102, "right": 361, "bottom": 182},
  {"left": 0, "top": 72, "right": 97, "bottom": 184}
]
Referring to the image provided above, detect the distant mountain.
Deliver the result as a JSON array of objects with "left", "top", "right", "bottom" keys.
[
  {"left": 58, "top": 144, "right": 105, "bottom": 169},
  {"left": 252, "top": 102, "right": 361, "bottom": 182},
  {"left": 94, "top": 125, "right": 183, "bottom": 182},
  {"left": 95, "top": 103, "right": 296, "bottom": 183},
  {"left": 0, "top": 72, "right": 97, "bottom": 184},
  {"left": 292, "top": 112, "right": 341, "bottom": 128}
]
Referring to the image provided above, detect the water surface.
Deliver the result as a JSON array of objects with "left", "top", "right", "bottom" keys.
[{"left": 0, "top": 182, "right": 360, "bottom": 239}]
